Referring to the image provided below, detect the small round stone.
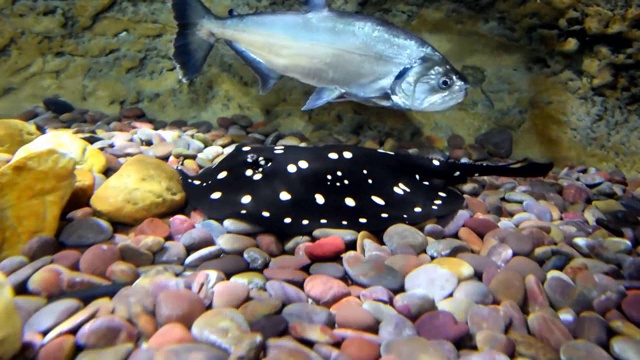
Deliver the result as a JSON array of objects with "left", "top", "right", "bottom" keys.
[
  {"left": 488, "top": 270, "right": 525, "bottom": 306},
  {"left": 305, "top": 236, "right": 346, "bottom": 261},
  {"left": 405, "top": 264, "right": 458, "bottom": 302},
  {"left": 79, "top": 243, "right": 121, "bottom": 278},
  {"left": 213, "top": 281, "right": 250, "bottom": 308},
  {"left": 431, "top": 257, "right": 474, "bottom": 281},
  {"left": 415, "top": 310, "right": 469, "bottom": 343},
  {"left": 155, "top": 288, "right": 206, "bottom": 327},
  {"left": 304, "top": 274, "right": 350, "bottom": 307},
  {"left": 58, "top": 217, "right": 113, "bottom": 246}
]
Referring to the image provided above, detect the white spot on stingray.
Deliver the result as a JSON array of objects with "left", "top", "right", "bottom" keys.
[
  {"left": 432, "top": 205, "right": 439, "bottom": 210},
  {"left": 371, "top": 195, "right": 385, "bottom": 205},
  {"left": 275, "top": 146, "right": 285, "bottom": 150},
  {"left": 242, "top": 146, "right": 251, "bottom": 151},
  {"left": 432, "top": 159, "right": 441, "bottom": 166},
  {"left": 454, "top": 171, "right": 461, "bottom": 176},
  {"left": 414, "top": 206, "right": 422, "bottom": 213},
  {"left": 252, "top": 173, "right": 263, "bottom": 180},
  {"left": 217, "top": 171, "right": 228, "bottom": 179},
  {"left": 320, "top": 219, "right": 327, "bottom": 224},
  {"left": 298, "top": 160, "right": 309, "bottom": 169},
  {"left": 359, "top": 218, "right": 367, "bottom": 223},
  {"left": 302, "top": 219, "right": 309, "bottom": 225},
  {"left": 434, "top": 199, "right": 443, "bottom": 205},
  {"left": 193, "top": 180, "right": 202, "bottom": 185},
  {"left": 287, "top": 164, "right": 297, "bottom": 173},
  {"left": 398, "top": 182, "right": 410, "bottom": 192},
  {"left": 423, "top": 181, "right": 430, "bottom": 185},
  {"left": 284, "top": 217, "right": 292, "bottom": 224},
  {"left": 210, "top": 191, "right": 222, "bottom": 199},
  {"left": 377, "top": 149, "right": 393, "bottom": 154},
  {"left": 241, "top": 195, "right": 252, "bottom": 204},
  {"left": 343, "top": 180, "right": 349, "bottom": 185},
  {"left": 438, "top": 191, "right": 447, "bottom": 197},
  {"left": 245, "top": 169, "right": 254, "bottom": 176},
  {"left": 241, "top": 210, "right": 247, "bottom": 214},
  {"left": 344, "top": 197, "right": 356, "bottom": 207},
  {"left": 415, "top": 174, "right": 420, "bottom": 180},
  {"left": 342, "top": 151, "right": 353, "bottom": 159},
  {"left": 328, "top": 152, "right": 339, "bottom": 159},
  {"left": 279, "top": 191, "right": 292, "bottom": 201},
  {"left": 363, "top": 170, "right": 368, "bottom": 174},
  {"left": 342, "top": 220, "right": 348, "bottom": 225},
  {"left": 262, "top": 211, "right": 270, "bottom": 217},
  {"left": 474, "top": 173, "right": 479, "bottom": 177},
  {"left": 393, "top": 186, "right": 404, "bottom": 195},
  {"left": 327, "top": 174, "right": 332, "bottom": 180},
  {"left": 274, "top": 149, "right": 284, "bottom": 154},
  {"left": 367, "top": 179, "right": 373, "bottom": 184},
  {"left": 315, "top": 193, "right": 325, "bottom": 205},
  {"left": 381, "top": 213, "right": 389, "bottom": 218},
  {"left": 336, "top": 171, "right": 342, "bottom": 176}
]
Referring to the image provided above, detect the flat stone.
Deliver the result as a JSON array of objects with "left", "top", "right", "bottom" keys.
[
  {"left": 342, "top": 252, "right": 404, "bottom": 292},
  {"left": 488, "top": 270, "right": 525, "bottom": 306},
  {"left": 191, "top": 308, "right": 263, "bottom": 358},
  {"left": 560, "top": 339, "right": 613, "bottom": 360},
  {"left": 415, "top": 310, "right": 469, "bottom": 343},
  {"left": 76, "top": 315, "right": 138, "bottom": 348},
  {"left": 382, "top": 224, "right": 428, "bottom": 254},
  {"left": 24, "top": 298, "right": 83, "bottom": 334},
  {"left": 58, "top": 217, "right": 114, "bottom": 247},
  {"left": 405, "top": 264, "right": 458, "bottom": 302},
  {"left": 304, "top": 274, "right": 350, "bottom": 307}
]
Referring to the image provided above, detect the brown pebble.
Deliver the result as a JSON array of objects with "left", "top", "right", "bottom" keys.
[
  {"left": 147, "top": 322, "right": 194, "bottom": 350},
  {"left": 37, "top": 334, "right": 76, "bottom": 360},
  {"left": 155, "top": 288, "right": 206, "bottom": 327},
  {"left": 79, "top": 243, "right": 121, "bottom": 278},
  {"left": 134, "top": 218, "right": 171, "bottom": 238}
]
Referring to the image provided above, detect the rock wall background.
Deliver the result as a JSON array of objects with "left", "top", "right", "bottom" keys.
[{"left": 0, "top": 0, "right": 638, "bottom": 174}]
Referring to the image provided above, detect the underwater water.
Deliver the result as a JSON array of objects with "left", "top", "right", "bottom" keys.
[{"left": 0, "top": 0, "right": 639, "bottom": 359}]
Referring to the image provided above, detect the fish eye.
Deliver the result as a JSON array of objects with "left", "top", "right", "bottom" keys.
[{"left": 438, "top": 75, "right": 453, "bottom": 90}]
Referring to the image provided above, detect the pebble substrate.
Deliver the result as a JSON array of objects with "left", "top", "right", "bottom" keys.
[{"left": 3, "top": 100, "right": 640, "bottom": 360}]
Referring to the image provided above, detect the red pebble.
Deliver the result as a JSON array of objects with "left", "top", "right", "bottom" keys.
[
  {"left": 134, "top": 218, "right": 171, "bottom": 238},
  {"left": 304, "top": 236, "right": 346, "bottom": 261}
]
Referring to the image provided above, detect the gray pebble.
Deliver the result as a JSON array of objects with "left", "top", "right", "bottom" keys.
[{"left": 59, "top": 217, "right": 113, "bottom": 246}]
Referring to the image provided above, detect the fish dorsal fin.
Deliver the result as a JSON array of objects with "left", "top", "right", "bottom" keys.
[
  {"left": 301, "top": 87, "right": 343, "bottom": 111},
  {"left": 307, "top": 0, "right": 327, "bottom": 11},
  {"left": 225, "top": 41, "right": 281, "bottom": 94}
]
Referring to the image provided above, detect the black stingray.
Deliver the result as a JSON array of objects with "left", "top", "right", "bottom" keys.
[{"left": 179, "top": 144, "right": 553, "bottom": 234}]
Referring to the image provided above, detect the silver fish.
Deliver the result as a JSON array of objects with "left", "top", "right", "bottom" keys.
[
  {"left": 179, "top": 144, "right": 553, "bottom": 234},
  {"left": 171, "top": 0, "right": 469, "bottom": 111}
]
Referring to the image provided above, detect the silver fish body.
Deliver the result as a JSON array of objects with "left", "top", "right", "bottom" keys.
[
  {"left": 171, "top": 0, "right": 468, "bottom": 111},
  {"left": 179, "top": 144, "right": 554, "bottom": 235}
]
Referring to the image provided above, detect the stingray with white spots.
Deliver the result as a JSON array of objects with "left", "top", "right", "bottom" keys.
[{"left": 179, "top": 145, "right": 553, "bottom": 234}]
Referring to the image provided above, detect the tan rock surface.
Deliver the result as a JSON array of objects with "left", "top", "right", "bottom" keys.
[
  {"left": 90, "top": 154, "right": 186, "bottom": 225},
  {"left": 0, "top": 149, "right": 76, "bottom": 260},
  {"left": 0, "top": 119, "right": 40, "bottom": 155},
  {"left": 0, "top": 273, "right": 22, "bottom": 360}
]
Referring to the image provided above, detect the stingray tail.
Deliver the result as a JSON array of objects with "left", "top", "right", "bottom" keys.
[
  {"left": 422, "top": 157, "right": 554, "bottom": 184},
  {"left": 172, "top": 0, "right": 221, "bottom": 82}
]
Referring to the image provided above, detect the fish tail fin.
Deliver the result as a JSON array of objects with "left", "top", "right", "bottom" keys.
[{"left": 171, "top": 0, "right": 220, "bottom": 82}]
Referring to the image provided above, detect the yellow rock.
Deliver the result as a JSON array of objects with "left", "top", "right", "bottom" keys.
[
  {"left": 12, "top": 131, "right": 107, "bottom": 173},
  {"left": 64, "top": 168, "right": 96, "bottom": 212},
  {"left": 431, "top": 257, "right": 475, "bottom": 280},
  {"left": 0, "top": 153, "right": 11, "bottom": 168},
  {"left": 90, "top": 154, "right": 185, "bottom": 225},
  {"left": 0, "top": 273, "right": 22, "bottom": 359},
  {"left": 0, "top": 149, "right": 76, "bottom": 259},
  {"left": 0, "top": 119, "right": 41, "bottom": 155}
]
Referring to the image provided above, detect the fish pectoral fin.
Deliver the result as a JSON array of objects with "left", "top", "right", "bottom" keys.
[
  {"left": 307, "top": 0, "right": 328, "bottom": 11},
  {"left": 301, "top": 87, "right": 344, "bottom": 111},
  {"left": 225, "top": 41, "right": 281, "bottom": 94}
]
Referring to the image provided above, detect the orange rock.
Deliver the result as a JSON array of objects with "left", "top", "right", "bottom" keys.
[
  {"left": 64, "top": 169, "right": 95, "bottom": 213},
  {"left": 0, "top": 149, "right": 76, "bottom": 259},
  {"left": 147, "top": 322, "right": 194, "bottom": 350}
]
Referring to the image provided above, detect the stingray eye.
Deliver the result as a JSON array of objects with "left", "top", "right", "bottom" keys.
[
  {"left": 438, "top": 75, "right": 453, "bottom": 90},
  {"left": 247, "top": 154, "right": 257, "bottom": 162}
]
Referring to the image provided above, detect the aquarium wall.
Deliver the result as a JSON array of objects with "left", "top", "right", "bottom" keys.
[{"left": 0, "top": 0, "right": 638, "bottom": 174}]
